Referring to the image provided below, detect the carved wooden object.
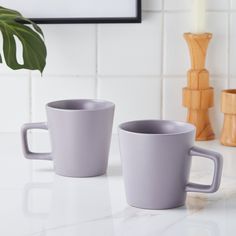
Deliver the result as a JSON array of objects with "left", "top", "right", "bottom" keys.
[
  {"left": 183, "top": 33, "right": 215, "bottom": 141},
  {"left": 221, "top": 89, "right": 236, "bottom": 146}
]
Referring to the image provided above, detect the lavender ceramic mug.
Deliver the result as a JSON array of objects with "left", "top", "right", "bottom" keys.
[
  {"left": 21, "top": 99, "right": 115, "bottom": 177},
  {"left": 119, "top": 120, "right": 223, "bottom": 210}
]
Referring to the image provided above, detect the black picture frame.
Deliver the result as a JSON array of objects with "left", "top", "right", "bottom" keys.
[{"left": 30, "top": 0, "right": 141, "bottom": 24}]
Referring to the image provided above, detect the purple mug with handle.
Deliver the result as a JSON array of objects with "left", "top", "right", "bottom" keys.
[
  {"left": 119, "top": 120, "right": 223, "bottom": 210},
  {"left": 21, "top": 99, "right": 115, "bottom": 178}
]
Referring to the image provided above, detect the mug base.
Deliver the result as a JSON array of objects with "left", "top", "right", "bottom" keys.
[
  {"left": 127, "top": 202, "right": 185, "bottom": 210},
  {"left": 55, "top": 171, "right": 106, "bottom": 178}
]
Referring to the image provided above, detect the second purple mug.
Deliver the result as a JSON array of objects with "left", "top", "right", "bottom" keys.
[{"left": 119, "top": 120, "right": 223, "bottom": 210}]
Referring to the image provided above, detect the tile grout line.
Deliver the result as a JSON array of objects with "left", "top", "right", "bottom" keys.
[
  {"left": 160, "top": 0, "right": 165, "bottom": 119},
  {"left": 28, "top": 71, "right": 33, "bottom": 180},
  {"left": 96, "top": 74, "right": 227, "bottom": 78},
  {"left": 95, "top": 24, "right": 99, "bottom": 99},
  {"left": 227, "top": 1, "right": 231, "bottom": 88},
  {"left": 29, "top": 71, "right": 32, "bottom": 123}
]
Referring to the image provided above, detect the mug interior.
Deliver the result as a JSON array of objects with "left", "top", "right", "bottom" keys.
[
  {"left": 119, "top": 120, "right": 195, "bottom": 135},
  {"left": 47, "top": 99, "right": 114, "bottom": 111}
]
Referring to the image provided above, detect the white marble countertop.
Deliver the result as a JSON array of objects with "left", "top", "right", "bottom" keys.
[{"left": 2, "top": 133, "right": 236, "bottom": 236}]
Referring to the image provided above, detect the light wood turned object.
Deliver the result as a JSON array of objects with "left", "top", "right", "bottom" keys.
[
  {"left": 221, "top": 89, "right": 236, "bottom": 146},
  {"left": 183, "top": 33, "right": 215, "bottom": 141}
]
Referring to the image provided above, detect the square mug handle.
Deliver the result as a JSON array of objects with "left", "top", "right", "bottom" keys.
[
  {"left": 21, "top": 122, "right": 52, "bottom": 160},
  {"left": 186, "top": 146, "right": 223, "bottom": 193}
]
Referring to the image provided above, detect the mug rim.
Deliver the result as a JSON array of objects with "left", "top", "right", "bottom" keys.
[
  {"left": 119, "top": 119, "right": 196, "bottom": 136},
  {"left": 46, "top": 99, "right": 115, "bottom": 112}
]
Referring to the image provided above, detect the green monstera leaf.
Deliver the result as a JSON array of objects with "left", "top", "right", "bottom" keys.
[{"left": 0, "top": 6, "right": 46, "bottom": 73}]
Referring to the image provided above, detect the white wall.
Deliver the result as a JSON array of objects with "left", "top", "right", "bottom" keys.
[{"left": 0, "top": 0, "right": 234, "bottom": 136}]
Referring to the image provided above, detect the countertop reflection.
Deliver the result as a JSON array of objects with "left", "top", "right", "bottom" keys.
[{"left": 1, "top": 133, "right": 236, "bottom": 236}]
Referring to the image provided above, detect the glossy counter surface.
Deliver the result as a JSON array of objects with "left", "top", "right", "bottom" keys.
[{"left": 2, "top": 133, "right": 236, "bottom": 236}]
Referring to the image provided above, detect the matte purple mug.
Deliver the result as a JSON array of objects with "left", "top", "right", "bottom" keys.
[
  {"left": 119, "top": 120, "right": 223, "bottom": 210},
  {"left": 21, "top": 99, "right": 115, "bottom": 177}
]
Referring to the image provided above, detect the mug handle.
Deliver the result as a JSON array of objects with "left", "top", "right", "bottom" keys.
[
  {"left": 186, "top": 146, "right": 223, "bottom": 193},
  {"left": 21, "top": 122, "right": 52, "bottom": 160}
]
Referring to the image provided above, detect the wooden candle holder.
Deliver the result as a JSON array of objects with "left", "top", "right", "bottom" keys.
[
  {"left": 221, "top": 89, "right": 236, "bottom": 146},
  {"left": 183, "top": 33, "right": 215, "bottom": 141}
]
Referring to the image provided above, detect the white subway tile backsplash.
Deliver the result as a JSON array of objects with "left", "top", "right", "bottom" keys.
[
  {"left": 165, "top": 0, "right": 229, "bottom": 10},
  {"left": 98, "top": 12, "right": 162, "bottom": 76},
  {"left": 164, "top": 12, "right": 228, "bottom": 76},
  {"left": 36, "top": 24, "right": 96, "bottom": 76},
  {"left": 0, "top": 64, "right": 29, "bottom": 76},
  {"left": 164, "top": 12, "right": 191, "bottom": 76},
  {"left": 32, "top": 76, "right": 95, "bottom": 121},
  {"left": 230, "top": 13, "right": 236, "bottom": 76},
  {"left": 98, "top": 76, "right": 161, "bottom": 132},
  {"left": 207, "top": 13, "right": 228, "bottom": 76},
  {"left": 208, "top": 0, "right": 229, "bottom": 10},
  {"left": 210, "top": 78, "right": 227, "bottom": 138},
  {"left": 229, "top": 78, "right": 236, "bottom": 86},
  {"left": 164, "top": 0, "right": 191, "bottom": 10},
  {"left": 163, "top": 77, "right": 186, "bottom": 121},
  {"left": 0, "top": 76, "right": 29, "bottom": 132},
  {"left": 142, "top": 0, "right": 162, "bottom": 11},
  {"left": 0, "top": 2, "right": 232, "bottom": 134},
  {"left": 230, "top": 77, "right": 236, "bottom": 86},
  {"left": 231, "top": 0, "right": 236, "bottom": 9}
]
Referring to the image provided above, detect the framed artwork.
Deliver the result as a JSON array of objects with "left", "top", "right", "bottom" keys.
[{"left": 1, "top": 0, "right": 141, "bottom": 23}]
